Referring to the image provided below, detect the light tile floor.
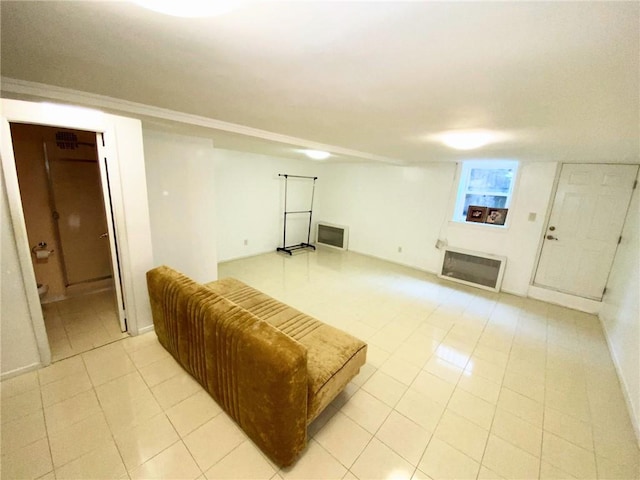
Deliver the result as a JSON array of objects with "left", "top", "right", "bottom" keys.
[
  {"left": 2, "top": 249, "right": 638, "bottom": 479},
  {"left": 42, "top": 290, "right": 128, "bottom": 362}
]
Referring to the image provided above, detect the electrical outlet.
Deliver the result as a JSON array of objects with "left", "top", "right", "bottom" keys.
[
  {"left": 398, "top": 246, "right": 402, "bottom": 253},
  {"left": 244, "top": 239, "right": 248, "bottom": 246}
]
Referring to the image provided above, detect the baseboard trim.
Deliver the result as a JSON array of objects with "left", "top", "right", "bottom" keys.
[
  {"left": 527, "top": 285, "right": 602, "bottom": 314},
  {"left": 137, "top": 324, "right": 155, "bottom": 335},
  {"left": 598, "top": 316, "right": 640, "bottom": 448},
  {"left": 1, "top": 362, "right": 42, "bottom": 381}
]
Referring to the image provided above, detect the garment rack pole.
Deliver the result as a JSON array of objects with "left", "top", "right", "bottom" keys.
[{"left": 276, "top": 174, "right": 318, "bottom": 256}]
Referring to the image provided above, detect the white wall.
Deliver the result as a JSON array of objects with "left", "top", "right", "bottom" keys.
[
  {"left": 318, "top": 161, "right": 557, "bottom": 295},
  {"left": 1, "top": 167, "right": 41, "bottom": 376},
  {"left": 600, "top": 180, "right": 639, "bottom": 438},
  {"left": 319, "top": 162, "right": 456, "bottom": 272},
  {"left": 213, "top": 149, "right": 321, "bottom": 262},
  {"left": 143, "top": 130, "right": 218, "bottom": 283}
]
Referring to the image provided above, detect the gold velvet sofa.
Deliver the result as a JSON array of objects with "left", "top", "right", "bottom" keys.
[{"left": 146, "top": 266, "right": 367, "bottom": 467}]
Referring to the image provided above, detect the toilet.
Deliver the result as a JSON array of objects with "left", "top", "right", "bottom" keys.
[{"left": 37, "top": 283, "right": 49, "bottom": 301}]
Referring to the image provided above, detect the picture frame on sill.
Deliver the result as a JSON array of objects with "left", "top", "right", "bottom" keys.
[
  {"left": 466, "top": 205, "right": 488, "bottom": 223},
  {"left": 486, "top": 208, "right": 508, "bottom": 225}
]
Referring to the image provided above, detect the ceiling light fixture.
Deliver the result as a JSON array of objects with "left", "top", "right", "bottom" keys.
[
  {"left": 430, "top": 129, "right": 509, "bottom": 151},
  {"left": 302, "top": 150, "right": 331, "bottom": 161},
  {"left": 133, "top": 0, "right": 249, "bottom": 18}
]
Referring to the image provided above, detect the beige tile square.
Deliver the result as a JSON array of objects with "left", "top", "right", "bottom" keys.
[
  {"left": 379, "top": 354, "right": 421, "bottom": 386},
  {"left": 101, "top": 387, "right": 163, "bottom": 436},
  {"left": 446, "top": 388, "right": 495, "bottom": 430},
  {"left": 491, "top": 407, "right": 542, "bottom": 457},
  {"left": 204, "top": 440, "right": 276, "bottom": 480},
  {"left": 152, "top": 371, "right": 203, "bottom": 410},
  {"left": 544, "top": 406, "right": 593, "bottom": 451},
  {"left": 423, "top": 356, "right": 463, "bottom": 384},
  {"left": 477, "top": 466, "right": 506, "bottom": 479},
  {"left": 395, "top": 387, "right": 445, "bottom": 432},
  {"left": 350, "top": 362, "right": 377, "bottom": 387},
  {"left": 457, "top": 374, "right": 500, "bottom": 404},
  {"left": 279, "top": 439, "right": 346, "bottom": 479},
  {"left": 314, "top": 411, "right": 372, "bottom": 468},
  {"left": 482, "top": 434, "right": 540, "bottom": 480},
  {"left": 1, "top": 387, "right": 43, "bottom": 424},
  {"left": 376, "top": 410, "right": 432, "bottom": 465},
  {"left": 122, "top": 330, "right": 159, "bottom": 353},
  {"left": 184, "top": 414, "right": 246, "bottom": 472},
  {"left": 411, "top": 371, "right": 455, "bottom": 405},
  {"left": 364, "top": 344, "right": 392, "bottom": 368},
  {"left": 394, "top": 337, "right": 437, "bottom": 367},
  {"left": 128, "top": 341, "right": 170, "bottom": 369},
  {"left": 55, "top": 439, "right": 127, "bottom": 480},
  {"left": 40, "top": 369, "right": 93, "bottom": 407},
  {"left": 339, "top": 389, "right": 392, "bottom": 434},
  {"left": 501, "top": 370, "right": 544, "bottom": 403},
  {"left": 434, "top": 410, "right": 489, "bottom": 462},
  {"left": 433, "top": 342, "right": 472, "bottom": 369},
  {"left": 411, "top": 469, "right": 434, "bottom": 480},
  {"left": 49, "top": 412, "right": 112, "bottom": 467},
  {"left": 95, "top": 371, "right": 150, "bottom": 404},
  {"left": 418, "top": 437, "right": 480, "bottom": 480},
  {"left": 166, "top": 390, "right": 222, "bottom": 437},
  {"left": 114, "top": 413, "right": 179, "bottom": 471},
  {"left": 0, "top": 370, "right": 39, "bottom": 398},
  {"left": 473, "top": 343, "right": 509, "bottom": 367},
  {"left": 83, "top": 342, "right": 136, "bottom": 386},
  {"left": 351, "top": 438, "right": 414, "bottom": 480},
  {"left": 0, "top": 437, "right": 52, "bottom": 480},
  {"left": 541, "top": 432, "right": 597, "bottom": 479},
  {"left": 595, "top": 454, "right": 640, "bottom": 480},
  {"left": 44, "top": 389, "right": 101, "bottom": 434},
  {"left": 497, "top": 387, "right": 543, "bottom": 427},
  {"left": 362, "top": 370, "right": 407, "bottom": 407},
  {"left": 139, "top": 355, "right": 186, "bottom": 387},
  {"left": 130, "top": 440, "right": 202, "bottom": 480},
  {"left": 464, "top": 356, "right": 505, "bottom": 384},
  {"left": 545, "top": 386, "right": 591, "bottom": 422},
  {"left": 36, "top": 471, "right": 57, "bottom": 480},
  {"left": 539, "top": 461, "right": 576, "bottom": 479},
  {"left": 1, "top": 410, "right": 47, "bottom": 455}
]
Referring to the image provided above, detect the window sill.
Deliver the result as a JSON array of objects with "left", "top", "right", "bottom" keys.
[{"left": 448, "top": 220, "right": 510, "bottom": 231}]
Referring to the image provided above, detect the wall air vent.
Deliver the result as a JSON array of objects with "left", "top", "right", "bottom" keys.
[
  {"left": 55, "top": 131, "right": 79, "bottom": 149},
  {"left": 316, "top": 222, "right": 349, "bottom": 250},
  {"left": 439, "top": 247, "right": 506, "bottom": 292}
]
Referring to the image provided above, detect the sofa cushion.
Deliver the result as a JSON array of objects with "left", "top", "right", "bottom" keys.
[{"left": 206, "top": 277, "right": 367, "bottom": 422}]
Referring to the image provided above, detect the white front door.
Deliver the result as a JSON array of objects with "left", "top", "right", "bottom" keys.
[{"left": 534, "top": 164, "right": 638, "bottom": 300}]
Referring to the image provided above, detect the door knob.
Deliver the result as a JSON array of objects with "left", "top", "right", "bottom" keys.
[
  {"left": 549, "top": 226, "right": 556, "bottom": 231},
  {"left": 546, "top": 235, "right": 558, "bottom": 240},
  {"left": 99, "top": 232, "right": 108, "bottom": 239}
]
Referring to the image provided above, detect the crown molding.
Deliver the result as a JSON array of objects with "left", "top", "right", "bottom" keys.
[{"left": 1, "top": 77, "right": 402, "bottom": 164}]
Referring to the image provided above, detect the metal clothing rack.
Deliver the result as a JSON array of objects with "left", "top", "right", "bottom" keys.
[{"left": 276, "top": 174, "right": 318, "bottom": 255}]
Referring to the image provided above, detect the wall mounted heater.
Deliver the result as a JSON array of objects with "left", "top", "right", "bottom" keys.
[
  {"left": 438, "top": 247, "right": 506, "bottom": 292},
  {"left": 316, "top": 222, "right": 349, "bottom": 250}
]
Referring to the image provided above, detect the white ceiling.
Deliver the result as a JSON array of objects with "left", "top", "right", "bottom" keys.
[{"left": 1, "top": 1, "right": 638, "bottom": 165}]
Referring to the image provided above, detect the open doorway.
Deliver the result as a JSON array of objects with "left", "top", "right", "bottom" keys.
[{"left": 10, "top": 123, "right": 126, "bottom": 361}]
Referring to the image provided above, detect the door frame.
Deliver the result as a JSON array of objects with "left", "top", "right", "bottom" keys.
[{"left": 1, "top": 99, "right": 154, "bottom": 367}]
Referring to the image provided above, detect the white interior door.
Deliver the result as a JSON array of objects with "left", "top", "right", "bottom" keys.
[
  {"left": 534, "top": 164, "right": 638, "bottom": 300},
  {"left": 96, "top": 134, "right": 127, "bottom": 332}
]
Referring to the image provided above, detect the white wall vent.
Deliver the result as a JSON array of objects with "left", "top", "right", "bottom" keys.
[
  {"left": 316, "top": 222, "right": 349, "bottom": 250},
  {"left": 438, "top": 247, "right": 506, "bottom": 292}
]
